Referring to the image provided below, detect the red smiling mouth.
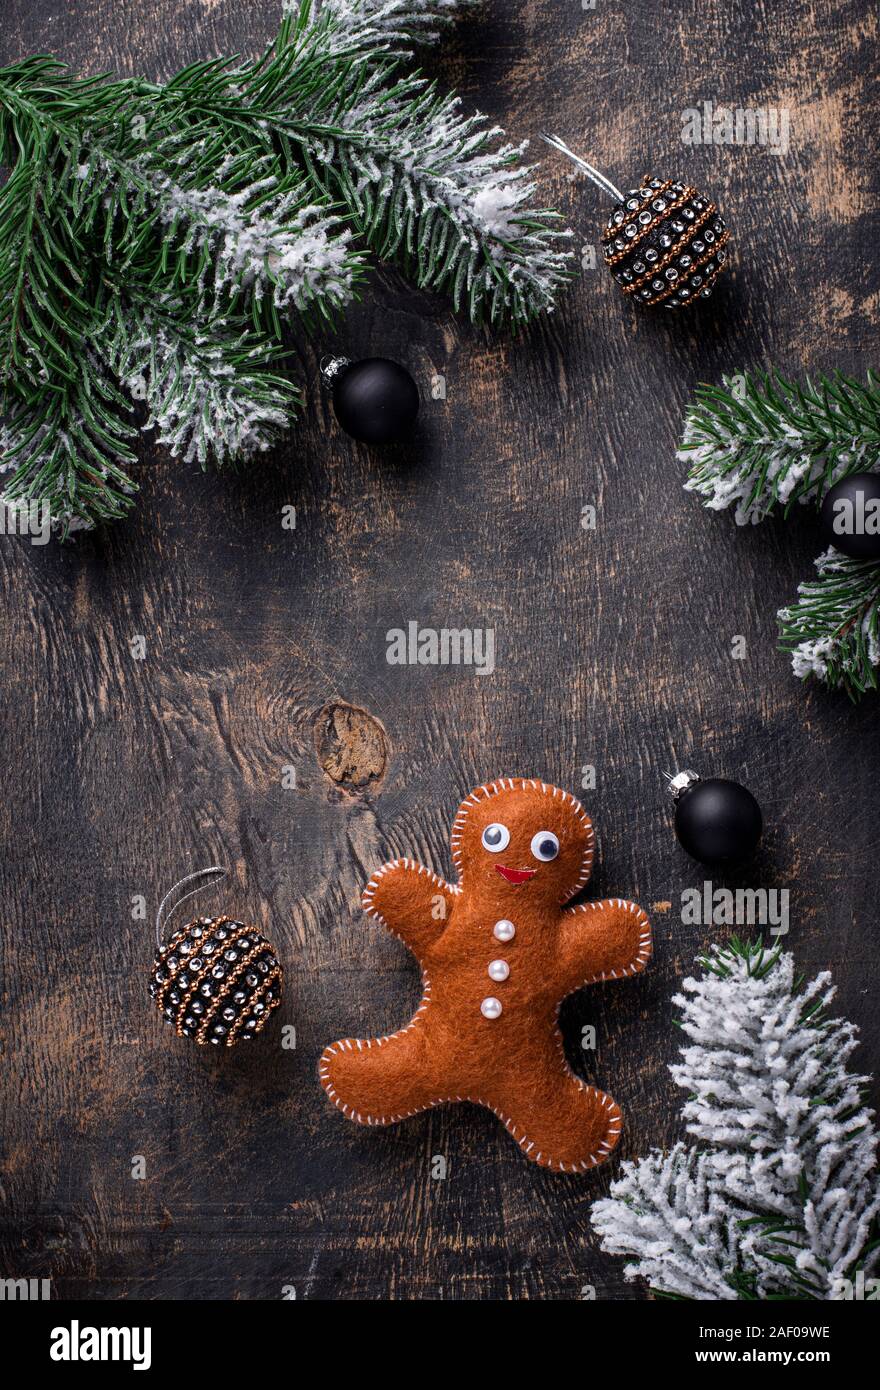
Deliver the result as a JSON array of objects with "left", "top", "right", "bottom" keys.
[{"left": 495, "top": 865, "right": 537, "bottom": 885}]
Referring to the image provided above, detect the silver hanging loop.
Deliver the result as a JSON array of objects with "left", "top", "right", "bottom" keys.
[
  {"left": 540, "top": 133, "right": 626, "bottom": 204},
  {"left": 156, "top": 867, "right": 228, "bottom": 950}
]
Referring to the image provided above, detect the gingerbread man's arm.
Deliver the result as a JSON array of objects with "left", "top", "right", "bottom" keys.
[
  {"left": 361, "top": 857, "right": 458, "bottom": 958},
  {"left": 557, "top": 898, "right": 651, "bottom": 993}
]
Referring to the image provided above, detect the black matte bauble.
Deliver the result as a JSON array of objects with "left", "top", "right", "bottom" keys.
[
  {"left": 819, "top": 472, "right": 880, "bottom": 561},
  {"left": 674, "top": 778, "right": 763, "bottom": 864},
  {"left": 332, "top": 358, "right": 419, "bottom": 445}
]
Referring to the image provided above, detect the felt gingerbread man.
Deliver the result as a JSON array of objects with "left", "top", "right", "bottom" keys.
[{"left": 320, "top": 778, "right": 651, "bottom": 1172}]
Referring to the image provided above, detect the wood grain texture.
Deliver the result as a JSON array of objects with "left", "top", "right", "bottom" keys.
[{"left": 0, "top": 0, "right": 878, "bottom": 1301}]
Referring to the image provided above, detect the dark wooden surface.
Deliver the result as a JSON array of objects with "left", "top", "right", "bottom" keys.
[{"left": 1, "top": 0, "right": 878, "bottom": 1302}]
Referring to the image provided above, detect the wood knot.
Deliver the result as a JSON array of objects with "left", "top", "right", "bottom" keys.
[{"left": 313, "top": 702, "right": 389, "bottom": 794}]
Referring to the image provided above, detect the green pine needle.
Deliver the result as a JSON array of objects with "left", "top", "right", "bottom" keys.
[
  {"left": 679, "top": 369, "right": 880, "bottom": 524},
  {"left": 0, "top": 3, "right": 572, "bottom": 534},
  {"left": 778, "top": 550, "right": 880, "bottom": 700},
  {"left": 678, "top": 368, "right": 880, "bottom": 699}
]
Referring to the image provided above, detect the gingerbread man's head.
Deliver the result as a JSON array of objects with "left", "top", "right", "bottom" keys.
[{"left": 450, "top": 778, "right": 595, "bottom": 910}]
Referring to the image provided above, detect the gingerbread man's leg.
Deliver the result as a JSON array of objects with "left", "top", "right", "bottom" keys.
[
  {"left": 492, "top": 1063, "right": 623, "bottom": 1172},
  {"left": 320, "top": 1012, "right": 442, "bottom": 1127}
]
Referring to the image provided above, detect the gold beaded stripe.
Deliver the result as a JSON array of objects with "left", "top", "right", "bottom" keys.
[
  {"left": 602, "top": 180, "right": 681, "bottom": 263},
  {"left": 225, "top": 963, "right": 283, "bottom": 1046},
  {"left": 652, "top": 238, "right": 730, "bottom": 306},
  {"left": 157, "top": 917, "right": 256, "bottom": 1034},
  {"left": 638, "top": 227, "right": 731, "bottom": 306},
  {"left": 621, "top": 201, "right": 722, "bottom": 295},
  {"left": 177, "top": 928, "right": 265, "bottom": 1039},
  {"left": 601, "top": 182, "right": 695, "bottom": 265},
  {"left": 156, "top": 917, "right": 211, "bottom": 1019},
  {"left": 159, "top": 915, "right": 250, "bottom": 974},
  {"left": 157, "top": 917, "right": 252, "bottom": 993},
  {"left": 600, "top": 179, "right": 676, "bottom": 248},
  {"left": 676, "top": 257, "right": 728, "bottom": 308},
  {"left": 194, "top": 939, "right": 274, "bottom": 1045}
]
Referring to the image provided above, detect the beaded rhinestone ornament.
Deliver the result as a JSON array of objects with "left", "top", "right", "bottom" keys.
[
  {"left": 542, "top": 134, "right": 731, "bottom": 309},
  {"left": 149, "top": 868, "right": 283, "bottom": 1046}
]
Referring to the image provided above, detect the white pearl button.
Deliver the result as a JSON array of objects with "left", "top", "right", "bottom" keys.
[
  {"left": 488, "top": 959, "right": 509, "bottom": 982},
  {"left": 481, "top": 996, "right": 503, "bottom": 1019},
  {"left": 493, "top": 919, "right": 515, "bottom": 942}
]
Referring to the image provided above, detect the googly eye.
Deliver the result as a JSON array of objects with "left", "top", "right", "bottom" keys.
[
  {"left": 530, "top": 831, "right": 560, "bottom": 862},
  {"left": 481, "top": 823, "right": 510, "bottom": 853}
]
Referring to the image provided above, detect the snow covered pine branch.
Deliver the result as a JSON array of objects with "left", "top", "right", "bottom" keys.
[
  {"left": 678, "top": 370, "right": 880, "bottom": 697},
  {"left": 679, "top": 370, "right": 880, "bottom": 525},
  {"left": 290, "top": 0, "right": 572, "bottom": 328},
  {"left": 591, "top": 938, "right": 880, "bottom": 1300},
  {"left": 0, "top": 0, "right": 572, "bottom": 535},
  {"left": 293, "top": 0, "right": 481, "bottom": 56},
  {"left": 778, "top": 548, "right": 880, "bottom": 698}
]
